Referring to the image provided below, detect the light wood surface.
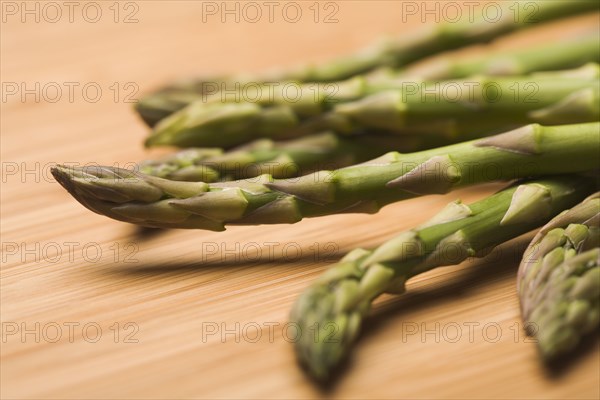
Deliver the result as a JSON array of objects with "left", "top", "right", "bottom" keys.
[{"left": 1, "top": 2, "right": 599, "bottom": 399}]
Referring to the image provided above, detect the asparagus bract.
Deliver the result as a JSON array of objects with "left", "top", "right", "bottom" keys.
[
  {"left": 518, "top": 193, "right": 600, "bottom": 359},
  {"left": 290, "top": 175, "right": 597, "bottom": 381},
  {"left": 53, "top": 123, "right": 600, "bottom": 230}
]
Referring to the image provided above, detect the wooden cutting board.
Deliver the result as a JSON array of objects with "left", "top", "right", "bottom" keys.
[{"left": 2, "top": 2, "right": 598, "bottom": 398}]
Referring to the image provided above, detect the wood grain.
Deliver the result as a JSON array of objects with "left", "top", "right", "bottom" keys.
[{"left": 1, "top": 2, "right": 599, "bottom": 399}]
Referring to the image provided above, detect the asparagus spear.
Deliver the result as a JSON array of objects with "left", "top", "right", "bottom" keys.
[
  {"left": 517, "top": 193, "right": 600, "bottom": 359},
  {"left": 136, "top": 90, "right": 210, "bottom": 128},
  {"left": 139, "top": 132, "right": 453, "bottom": 182},
  {"left": 52, "top": 123, "right": 600, "bottom": 230},
  {"left": 400, "top": 33, "right": 600, "bottom": 80},
  {"left": 136, "top": 34, "right": 600, "bottom": 126},
  {"left": 290, "top": 175, "right": 597, "bottom": 381},
  {"left": 329, "top": 73, "right": 599, "bottom": 135},
  {"left": 146, "top": 66, "right": 599, "bottom": 148}
]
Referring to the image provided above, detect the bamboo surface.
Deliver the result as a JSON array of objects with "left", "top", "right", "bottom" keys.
[{"left": 1, "top": 2, "right": 599, "bottom": 399}]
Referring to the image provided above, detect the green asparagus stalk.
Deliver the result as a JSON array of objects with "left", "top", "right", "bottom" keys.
[
  {"left": 52, "top": 123, "right": 600, "bottom": 230},
  {"left": 139, "top": 132, "right": 454, "bottom": 182},
  {"left": 146, "top": 66, "right": 599, "bottom": 148},
  {"left": 136, "top": 34, "right": 600, "bottom": 126},
  {"left": 517, "top": 193, "right": 600, "bottom": 359},
  {"left": 290, "top": 175, "right": 597, "bottom": 381},
  {"left": 327, "top": 72, "right": 599, "bottom": 136},
  {"left": 400, "top": 33, "right": 600, "bottom": 80}
]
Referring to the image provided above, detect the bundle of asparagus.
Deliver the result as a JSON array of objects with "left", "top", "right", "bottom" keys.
[
  {"left": 137, "top": 34, "right": 600, "bottom": 128},
  {"left": 135, "top": 2, "right": 599, "bottom": 126},
  {"left": 53, "top": 0, "right": 600, "bottom": 385}
]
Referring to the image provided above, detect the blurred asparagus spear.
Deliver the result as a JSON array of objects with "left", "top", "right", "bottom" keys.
[
  {"left": 139, "top": 131, "right": 451, "bottom": 182},
  {"left": 518, "top": 193, "right": 599, "bottom": 359},
  {"left": 145, "top": 65, "right": 599, "bottom": 148},
  {"left": 399, "top": 31, "right": 599, "bottom": 80}
]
